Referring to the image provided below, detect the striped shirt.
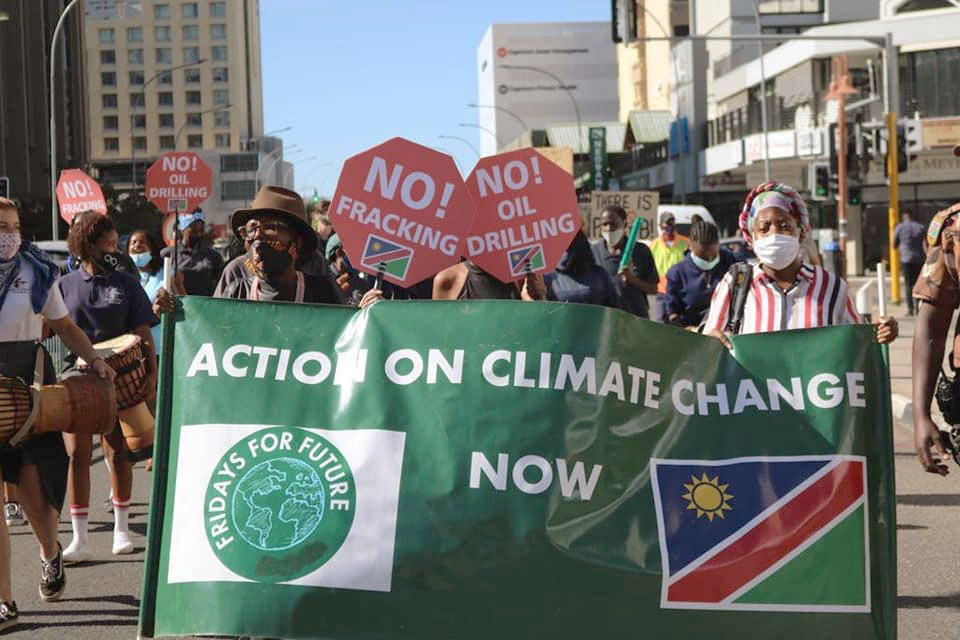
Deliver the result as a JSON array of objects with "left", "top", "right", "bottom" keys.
[{"left": 703, "top": 263, "right": 860, "bottom": 335}]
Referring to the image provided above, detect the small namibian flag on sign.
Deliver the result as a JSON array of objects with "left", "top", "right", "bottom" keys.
[
  {"left": 650, "top": 455, "right": 869, "bottom": 612},
  {"left": 507, "top": 244, "right": 545, "bottom": 277},
  {"left": 360, "top": 234, "right": 413, "bottom": 281}
]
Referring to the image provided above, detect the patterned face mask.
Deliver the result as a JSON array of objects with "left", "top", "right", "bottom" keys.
[{"left": 0, "top": 232, "right": 21, "bottom": 261}]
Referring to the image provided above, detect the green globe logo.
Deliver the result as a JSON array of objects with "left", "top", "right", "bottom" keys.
[{"left": 205, "top": 427, "right": 355, "bottom": 583}]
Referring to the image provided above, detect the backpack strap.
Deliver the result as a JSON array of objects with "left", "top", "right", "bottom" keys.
[{"left": 724, "top": 262, "right": 754, "bottom": 335}]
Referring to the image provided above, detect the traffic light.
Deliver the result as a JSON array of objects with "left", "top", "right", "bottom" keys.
[
  {"left": 849, "top": 188, "right": 862, "bottom": 206},
  {"left": 312, "top": 189, "right": 319, "bottom": 204},
  {"left": 810, "top": 162, "right": 831, "bottom": 201}
]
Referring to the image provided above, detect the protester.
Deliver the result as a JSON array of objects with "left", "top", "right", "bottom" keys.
[
  {"left": 128, "top": 229, "right": 182, "bottom": 353},
  {"left": 893, "top": 210, "right": 926, "bottom": 316},
  {"left": 160, "top": 208, "right": 223, "bottom": 296},
  {"left": 313, "top": 203, "right": 334, "bottom": 257},
  {"left": 0, "top": 198, "right": 115, "bottom": 627},
  {"left": 60, "top": 214, "right": 156, "bottom": 562},
  {"left": 703, "top": 182, "right": 898, "bottom": 348},
  {"left": 433, "top": 261, "right": 546, "bottom": 300},
  {"left": 215, "top": 186, "right": 345, "bottom": 305},
  {"left": 649, "top": 210, "right": 690, "bottom": 294},
  {"left": 590, "top": 205, "right": 658, "bottom": 317},
  {"left": 547, "top": 232, "right": 618, "bottom": 306},
  {"left": 66, "top": 211, "right": 137, "bottom": 275},
  {"left": 910, "top": 203, "right": 960, "bottom": 476},
  {"left": 664, "top": 217, "right": 737, "bottom": 329}
]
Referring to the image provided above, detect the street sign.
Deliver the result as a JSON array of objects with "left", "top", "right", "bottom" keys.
[
  {"left": 145, "top": 152, "right": 212, "bottom": 214},
  {"left": 55, "top": 169, "right": 107, "bottom": 224},
  {"left": 0, "top": 177, "right": 8, "bottom": 199},
  {"left": 329, "top": 137, "right": 476, "bottom": 287},
  {"left": 464, "top": 148, "right": 580, "bottom": 282}
]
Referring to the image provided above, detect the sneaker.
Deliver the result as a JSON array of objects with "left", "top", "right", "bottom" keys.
[
  {"left": 0, "top": 601, "right": 18, "bottom": 632},
  {"left": 3, "top": 503, "right": 25, "bottom": 527},
  {"left": 112, "top": 531, "right": 135, "bottom": 556},
  {"left": 62, "top": 539, "right": 93, "bottom": 564},
  {"left": 39, "top": 543, "right": 65, "bottom": 602}
]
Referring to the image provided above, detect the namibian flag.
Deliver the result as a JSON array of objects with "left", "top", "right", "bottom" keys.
[
  {"left": 508, "top": 244, "right": 545, "bottom": 277},
  {"left": 360, "top": 234, "right": 413, "bottom": 281},
  {"left": 650, "top": 455, "right": 868, "bottom": 612}
]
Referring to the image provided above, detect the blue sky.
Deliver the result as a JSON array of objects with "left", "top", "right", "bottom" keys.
[{"left": 260, "top": 1, "right": 609, "bottom": 198}]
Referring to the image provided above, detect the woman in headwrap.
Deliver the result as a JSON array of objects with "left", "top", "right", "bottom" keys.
[
  {"left": 702, "top": 182, "right": 898, "bottom": 347},
  {"left": 911, "top": 203, "right": 960, "bottom": 476}
]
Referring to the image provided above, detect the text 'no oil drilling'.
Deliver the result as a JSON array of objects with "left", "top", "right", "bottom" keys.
[
  {"left": 465, "top": 148, "right": 580, "bottom": 283},
  {"left": 330, "top": 137, "right": 477, "bottom": 288},
  {"left": 145, "top": 151, "right": 213, "bottom": 214}
]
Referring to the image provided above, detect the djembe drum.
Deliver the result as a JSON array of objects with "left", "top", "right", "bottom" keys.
[
  {"left": 78, "top": 334, "right": 154, "bottom": 462},
  {"left": 0, "top": 374, "right": 116, "bottom": 446}
]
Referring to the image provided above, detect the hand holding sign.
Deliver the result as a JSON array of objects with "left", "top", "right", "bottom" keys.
[
  {"left": 465, "top": 148, "right": 580, "bottom": 283},
  {"left": 330, "top": 138, "right": 476, "bottom": 288}
]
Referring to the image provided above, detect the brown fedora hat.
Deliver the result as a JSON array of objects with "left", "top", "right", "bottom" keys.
[{"left": 231, "top": 186, "right": 317, "bottom": 256}]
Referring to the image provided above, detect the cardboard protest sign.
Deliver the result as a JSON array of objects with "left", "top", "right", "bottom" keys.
[
  {"left": 330, "top": 137, "right": 476, "bottom": 287},
  {"left": 583, "top": 190, "right": 660, "bottom": 241},
  {"left": 146, "top": 152, "right": 212, "bottom": 214},
  {"left": 56, "top": 169, "right": 107, "bottom": 223},
  {"left": 464, "top": 148, "right": 580, "bottom": 282}
]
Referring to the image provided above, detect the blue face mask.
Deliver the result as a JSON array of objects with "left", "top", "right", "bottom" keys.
[
  {"left": 130, "top": 251, "right": 152, "bottom": 268},
  {"left": 690, "top": 253, "right": 720, "bottom": 271}
]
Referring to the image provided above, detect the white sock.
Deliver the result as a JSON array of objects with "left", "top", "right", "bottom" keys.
[
  {"left": 69, "top": 504, "right": 89, "bottom": 546},
  {"left": 113, "top": 497, "right": 130, "bottom": 535}
]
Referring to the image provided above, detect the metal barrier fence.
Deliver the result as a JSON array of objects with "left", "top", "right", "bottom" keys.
[{"left": 41, "top": 335, "right": 68, "bottom": 377}]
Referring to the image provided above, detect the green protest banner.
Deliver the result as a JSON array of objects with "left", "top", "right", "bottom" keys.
[{"left": 139, "top": 296, "right": 895, "bottom": 639}]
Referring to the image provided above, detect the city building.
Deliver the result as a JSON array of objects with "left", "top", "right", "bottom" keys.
[
  {"left": 82, "top": 0, "right": 269, "bottom": 227},
  {"left": 0, "top": 0, "right": 87, "bottom": 231},
  {"left": 476, "top": 22, "right": 619, "bottom": 157}
]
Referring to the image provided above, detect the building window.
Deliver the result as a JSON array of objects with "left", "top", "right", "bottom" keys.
[
  {"left": 211, "top": 46, "right": 228, "bottom": 61},
  {"left": 103, "top": 116, "right": 118, "bottom": 130},
  {"left": 183, "top": 47, "right": 200, "bottom": 64},
  {"left": 158, "top": 92, "right": 174, "bottom": 106},
  {"left": 155, "top": 4, "right": 170, "bottom": 19},
  {"left": 127, "top": 27, "right": 143, "bottom": 43},
  {"left": 183, "top": 25, "right": 199, "bottom": 41},
  {"left": 129, "top": 70, "right": 145, "bottom": 85},
  {"left": 216, "top": 133, "right": 231, "bottom": 148},
  {"left": 186, "top": 112, "right": 203, "bottom": 127},
  {"left": 133, "top": 114, "right": 146, "bottom": 129},
  {"left": 155, "top": 26, "right": 171, "bottom": 42},
  {"left": 102, "top": 94, "right": 118, "bottom": 108},
  {"left": 156, "top": 48, "right": 172, "bottom": 64},
  {"left": 159, "top": 135, "right": 175, "bottom": 150},
  {"left": 757, "top": 0, "right": 823, "bottom": 12},
  {"left": 901, "top": 46, "right": 960, "bottom": 118},
  {"left": 159, "top": 113, "right": 175, "bottom": 128},
  {"left": 211, "top": 24, "right": 227, "bottom": 40},
  {"left": 133, "top": 137, "right": 147, "bottom": 151},
  {"left": 210, "top": 1, "right": 226, "bottom": 17},
  {"left": 220, "top": 154, "right": 258, "bottom": 172},
  {"left": 100, "top": 50, "right": 115, "bottom": 65},
  {"left": 215, "top": 111, "right": 230, "bottom": 127},
  {"left": 101, "top": 72, "right": 116, "bottom": 87},
  {"left": 184, "top": 68, "right": 201, "bottom": 83},
  {"left": 98, "top": 28, "right": 114, "bottom": 44},
  {"left": 213, "top": 67, "right": 229, "bottom": 83},
  {"left": 182, "top": 3, "right": 199, "bottom": 18},
  {"left": 128, "top": 49, "right": 143, "bottom": 65},
  {"left": 187, "top": 134, "right": 203, "bottom": 149},
  {"left": 186, "top": 91, "right": 202, "bottom": 106},
  {"left": 104, "top": 138, "right": 119, "bottom": 152},
  {"left": 221, "top": 180, "right": 257, "bottom": 201},
  {"left": 213, "top": 89, "right": 229, "bottom": 105},
  {"left": 157, "top": 71, "right": 172, "bottom": 85}
]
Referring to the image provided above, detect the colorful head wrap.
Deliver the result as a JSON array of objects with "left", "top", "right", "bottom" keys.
[{"left": 738, "top": 182, "right": 811, "bottom": 246}]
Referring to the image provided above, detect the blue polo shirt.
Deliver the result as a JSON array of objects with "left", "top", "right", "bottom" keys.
[{"left": 59, "top": 267, "right": 156, "bottom": 344}]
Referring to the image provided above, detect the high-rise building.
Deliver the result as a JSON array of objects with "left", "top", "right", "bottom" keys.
[
  {"left": 476, "top": 23, "right": 619, "bottom": 157},
  {"left": 82, "top": 0, "right": 264, "bottom": 190},
  {"left": 0, "top": 0, "right": 87, "bottom": 228}
]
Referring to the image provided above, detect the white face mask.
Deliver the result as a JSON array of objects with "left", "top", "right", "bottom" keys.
[
  {"left": 753, "top": 234, "right": 800, "bottom": 270},
  {"left": 602, "top": 228, "right": 624, "bottom": 247},
  {"left": 0, "top": 232, "right": 21, "bottom": 261},
  {"left": 690, "top": 253, "right": 720, "bottom": 271}
]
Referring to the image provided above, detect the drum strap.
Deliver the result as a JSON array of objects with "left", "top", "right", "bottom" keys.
[{"left": 9, "top": 346, "right": 43, "bottom": 447}]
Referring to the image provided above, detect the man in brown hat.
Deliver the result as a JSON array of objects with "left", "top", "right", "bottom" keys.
[{"left": 214, "top": 186, "right": 340, "bottom": 304}]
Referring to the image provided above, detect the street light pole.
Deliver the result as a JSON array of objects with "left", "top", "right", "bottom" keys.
[
  {"left": 752, "top": 2, "right": 771, "bottom": 182},
  {"left": 131, "top": 58, "right": 207, "bottom": 190},
  {"left": 499, "top": 64, "right": 582, "bottom": 152},
  {"left": 255, "top": 145, "right": 299, "bottom": 189},
  {"left": 175, "top": 103, "right": 231, "bottom": 148},
  {"left": 438, "top": 135, "right": 481, "bottom": 159},
  {"left": 49, "top": 0, "right": 79, "bottom": 241},
  {"left": 458, "top": 123, "right": 504, "bottom": 151},
  {"left": 466, "top": 103, "right": 528, "bottom": 130},
  {"left": 283, "top": 155, "right": 317, "bottom": 187}
]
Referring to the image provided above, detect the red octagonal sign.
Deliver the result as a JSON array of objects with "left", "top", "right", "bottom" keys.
[
  {"left": 465, "top": 148, "right": 580, "bottom": 283},
  {"left": 145, "top": 152, "right": 213, "bottom": 214},
  {"left": 330, "top": 137, "right": 476, "bottom": 287}
]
